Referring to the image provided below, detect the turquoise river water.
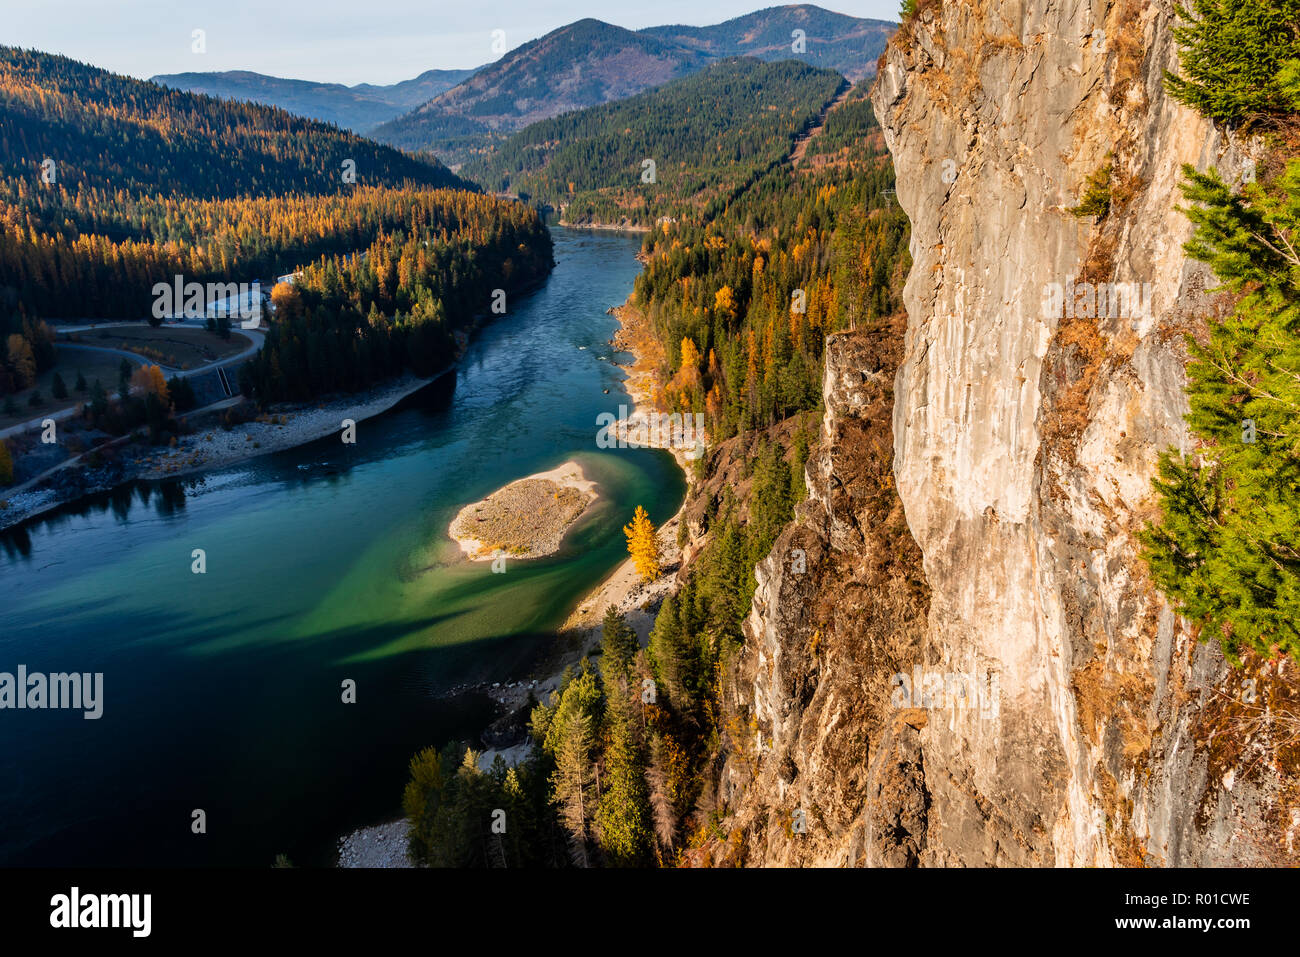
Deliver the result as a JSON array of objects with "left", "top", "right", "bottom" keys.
[{"left": 0, "top": 227, "right": 684, "bottom": 866}]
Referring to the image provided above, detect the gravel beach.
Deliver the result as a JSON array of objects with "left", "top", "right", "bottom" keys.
[{"left": 448, "top": 460, "right": 598, "bottom": 561}]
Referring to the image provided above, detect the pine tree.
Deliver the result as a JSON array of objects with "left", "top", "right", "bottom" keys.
[
  {"left": 51, "top": 372, "right": 67, "bottom": 400},
  {"left": 89, "top": 379, "right": 107, "bottom": 417},
  {"left": 0, "top": 439, "right": 13, "bottom": 485},
  {"left": 74, "top": 370, "right": 87, "bottom": 393},
  {"left": 1141, "top": 160, "right": 1300, "bottom": 662},
  {"left": 593, "top": 718, "right": 653, "bottom": 866},
  {"left": 542, "top": 665, "right": 602, "bottom": 867},
  {"left": 624, "top": 504, "right": 661, "bottom": 582},
  {"left": 600, "top": 606, "right": 638, "bottom": 678},
  {"left": 1163, "top": 0, "right": 1300, "bottom": 124},
  {"left": 648, "top": 594, "right": 691, "bottom": 711}
]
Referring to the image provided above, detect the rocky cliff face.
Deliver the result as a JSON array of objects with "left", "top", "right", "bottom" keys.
[{"left": 706, "top": 0, "right": 1298, "bottom": 866}]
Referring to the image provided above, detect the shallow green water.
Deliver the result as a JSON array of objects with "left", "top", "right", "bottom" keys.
[{"left": 0, "top": 227, "right": 683, "bottom": 866}]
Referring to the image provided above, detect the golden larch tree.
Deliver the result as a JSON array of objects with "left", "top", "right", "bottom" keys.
[
  {"left": 624, "top": 505, "right": 660, "bottom": 582},
  {"left": 130, "top": 364, "right": 169, "bottom": 404}
]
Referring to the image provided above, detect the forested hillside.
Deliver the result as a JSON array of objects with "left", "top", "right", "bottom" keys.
[
  {"left": 239, "top": 189, "right": 552, "bottom": 401},
  {"left": 0, "top": 47, "right": 461, "bottom": 211},
  {"left": 0, "top": 47, "right": 557, "bottom": 403},
  {"left": 465, "top": 59, "right": 846, "bottom": 227},
  {"left": 370, "top": 19, "right": 711, "bottom": 166},
  {"left": 371, "top": 7, "right": 893, "bottom": 167},
  {"left": 631, "top": 81, "right": 907, "bottom": 437}
]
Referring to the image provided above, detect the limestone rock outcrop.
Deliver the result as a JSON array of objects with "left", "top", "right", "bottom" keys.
[{"left": 708, "top": 0, "right": 1298, "bottom": 867}]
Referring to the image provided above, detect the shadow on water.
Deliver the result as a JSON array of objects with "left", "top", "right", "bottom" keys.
[
  {"left": 3, "top": 611, "right": 541, "bottom": 868},
  {"left": 0, "top": 371, "right": 461, "bottom": 562}
]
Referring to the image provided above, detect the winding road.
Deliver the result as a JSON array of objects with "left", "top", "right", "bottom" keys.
[{"left": 0, "top": 322, "right": 264, "bottom": 440}]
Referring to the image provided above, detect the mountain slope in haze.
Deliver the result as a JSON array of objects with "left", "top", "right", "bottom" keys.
[
  {"left": 0, "top": 46, "right": 465, "bottom": 216},
  {"left": 641, "top": 4, "right": 895, "bottom": 81},
  {"left": 370, "top": 19, "right": 713, "bottom": 165},
  {"left": 464, "top": 57, "right": 845, "bottom": 226},
  {"left": 151, "top": 66, "right": 480, "bottom": 133}
]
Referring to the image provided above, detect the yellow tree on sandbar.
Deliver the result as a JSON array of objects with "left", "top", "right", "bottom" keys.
[{"left": 624, "top": 505, "right": 660, "bottom": 582}]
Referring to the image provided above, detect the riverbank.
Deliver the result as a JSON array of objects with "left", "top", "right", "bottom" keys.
[
  {"left": 557, "top": 219, "right": 652, "bottom": 233},
  {"left": 2, "top": 226, "right": 673, "bottom": 869},
  {"left": 436, "top": 300, "right": 699, "bottom": 723},
  {"left": 448, "top": 460, "right": 597, "bottom": 561},
  {"left": 333, "top": 294, "right": 696, "bottom": 868},
  {"left": 336, "top": 819, "right": 412, "bottom": 868},
  {"left": 140, "top": 373, "right": 434, "bottom": 481},
  {"left": 0, "top": 269, "right": 555, "bottom": 534},
  {"left": 0, "top": 373, "right": 436, "bottom": 532},
  {"left": 544, "top": 297, "right": 699, "bottom": 652}
]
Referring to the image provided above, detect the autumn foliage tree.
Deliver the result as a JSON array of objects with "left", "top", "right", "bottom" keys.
[
  {"left": 130, "top": 365, "right": 169, "bottom": 404},
  {"left": 624, "top": 505, "right": 661, "bottom": 582}
]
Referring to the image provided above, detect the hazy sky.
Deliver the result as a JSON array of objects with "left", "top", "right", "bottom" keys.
[{"left": 8, "top": 1, "right": 900, "bottom": 86}]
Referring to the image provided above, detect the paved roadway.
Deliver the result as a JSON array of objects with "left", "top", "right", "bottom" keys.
[{"left": 0, "top": 322, "right": 264, "bottom": 441}]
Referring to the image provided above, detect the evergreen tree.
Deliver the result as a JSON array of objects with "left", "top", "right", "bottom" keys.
[
  {"left": 1142, "top": 160, "right": 1300, "bottom": 662},
  {"left": 593, "top": 718, "right": 653, "bottom": 866},
  {"left": 648, "top": 594, "right": 691, "bottom": 712},
  {"left": 541, "top": 665, "right": 603, "bottom": 867},
  {"left": 168, "top": 375, "right": 197, "bottom": 412},
  {"left": 1164, "top": 0, "right": 1300, "bottom": 124},
  {"left": 89, "top": 379, "right": 108, "bottom": 417},
  {"left": 599, "top": 606, "right": 638, "bottom": 678}
]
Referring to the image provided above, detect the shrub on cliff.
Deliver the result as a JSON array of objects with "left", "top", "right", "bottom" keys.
[
  {"left": 1070, "top": 162, "right": 1113, "bottom": 219},
  {"left": 1164, "top": 0, "right": 1300, "bottom": 125},
  {"left": 1141, "top": 160, "right": 1300, "bottom": 663}
]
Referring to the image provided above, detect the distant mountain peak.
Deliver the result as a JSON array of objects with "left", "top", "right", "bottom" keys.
[
  {"left": 372, "top": 5, "right": 892, "bottom": 165},
  {"left": 152, "top": 65, "right": 482, "bottom": 133}
]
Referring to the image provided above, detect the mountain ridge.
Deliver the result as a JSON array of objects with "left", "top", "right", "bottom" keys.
[
  {"left": 151, "top": 66, "right": 480, "bottom": 133},
  {"left": 640, "top": 4, "right": 894, "bottom": 82},
  {"left": 463, "top": 57, "right": 846, "bottom": 226},
  {"left": 373, "top": 6, "right": 894, "bottom": 164}
]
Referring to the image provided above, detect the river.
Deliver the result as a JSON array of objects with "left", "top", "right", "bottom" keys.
[{"left": 0, "top": 227, "right": 684, "bottom": 866}]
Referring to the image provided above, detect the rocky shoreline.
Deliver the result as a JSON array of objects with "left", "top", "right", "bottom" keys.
[{"left": 0, "top": 373, "right": 437, "bottom": 533}]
